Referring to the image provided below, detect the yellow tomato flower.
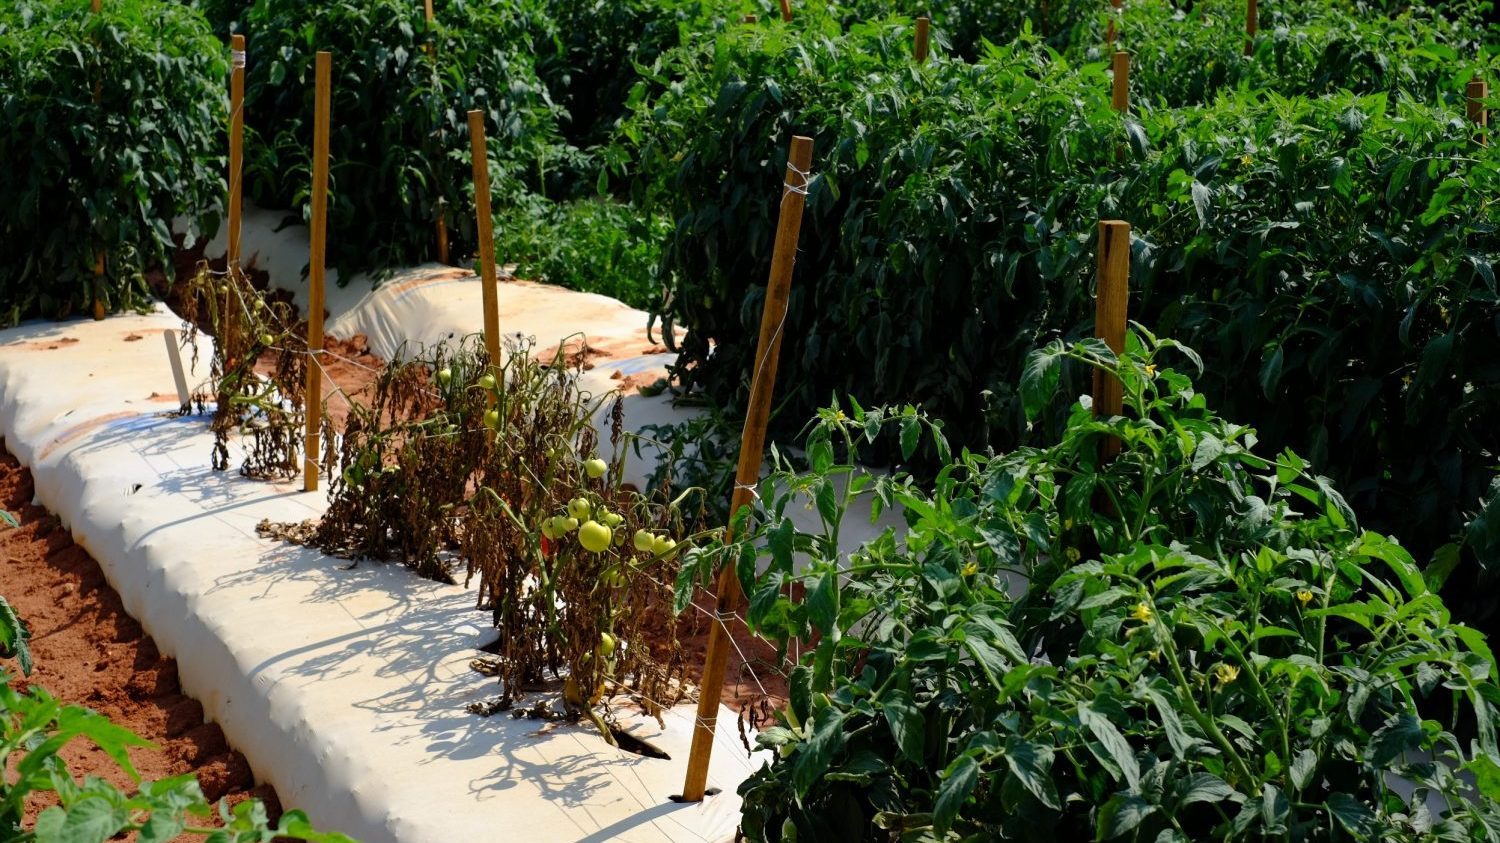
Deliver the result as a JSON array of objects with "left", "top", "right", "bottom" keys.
[
  {"left": 1144, "top": 364, "right": 1157, "bottom": 378},
  {"left": 1131, "top": 602, "right": 1154, "bottom": 623},
  {"left": 1296, "top": 589, "right": 1314, "bottom": 606},
  {"left": 1147, "top": 649, "right": 1161, "bottom": 663},
  {"left": 1215, "top": 663, "right": 1240, "bottom": 687},
  {"left": 962, "top": 561, "right": 978, "bottom": 577}
]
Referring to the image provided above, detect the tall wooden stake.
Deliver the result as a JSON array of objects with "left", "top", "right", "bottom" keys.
[
  {"left": 1106, "top": 0, "right": 1121, "bottom": 45},
  {"left": 914, "top": 17, "right": 930, "bottom": 63},
  {"left": 228, "top": 34, "right": 246, "bottom": 272},
  {"left": 1093, "top": 220, "right": 1130, "bottom": 461},
  {"left": 778, "top": 0, "right": 792, "bottom": 22},
  {"left": 303, "top": 51, "right": 331, "bottom": 493},
  {"left": 425, "top": 0, "right": 449, "bottom": 264},
  {"left": 1468, "top": 76, "right": 1489, "bottom": 145},
  {"left": 1111, "top": 51, "right": 1129, "bottom": 112},
  {"left": 678, "top": 135, "right": 815, "bottom": 804},
  {"left": 1244, "top": 0, "right": 1257, "bottom": 56},
  {"left": 1112, "top": 51, "right": 1129, "bottom": 161},
  {"left": 468, "top": 110, "right": 502, "bottom": 384},
  {"left": 91, "top": 0, "right": 105, "bottom": 320}
]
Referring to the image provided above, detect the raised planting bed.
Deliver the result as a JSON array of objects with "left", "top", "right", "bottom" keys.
[{"left": 0, "top": 307, "right": 760, "bottom": 843}]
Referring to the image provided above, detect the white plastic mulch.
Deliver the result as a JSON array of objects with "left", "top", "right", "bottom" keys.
[{"left": 0, "top": 307, "right": 761, "bottom": 843}]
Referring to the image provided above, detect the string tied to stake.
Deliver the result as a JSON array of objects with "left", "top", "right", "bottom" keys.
[{"left": 782, "top": 161, "right": 816, "bottom": 198}]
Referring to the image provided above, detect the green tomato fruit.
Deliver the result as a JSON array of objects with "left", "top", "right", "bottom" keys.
[
  {"left": 633, "top": 530, "right": 654, "bottom": 552},
  {"left": 568, "top": 498, "right": 592, "bottom": 520},
  {"left": 563, "top": 517, "right": 579, "bottom": 532},
  {"left": 603, "top": 511, "right": 623, "bottom": 528},
  {"left": 483, "top": 409, "right": 500, "bottom": 429},
  {"left": 436, "top": 368, "right": 452, "bottom": 385},
  {"left": 541, "top": 518, "right": 559, "bottom": 540},
  {"left": 260, "top": 333, "right": 275, "bottom": 347},
  {"left": 584, "top": 458, "right": 608, "bottom": 479},
  {"left": 578, "top": 520, "right": 612, "bottom": 553},
  {"left": 651, "top": 535, "right": 676, "bottom": 557},
  {"left": 599, "top": 632, "right": 617, "bottom": 659},
  {"left": 478, "top": 373, "right": 496, "bottom": 391}
]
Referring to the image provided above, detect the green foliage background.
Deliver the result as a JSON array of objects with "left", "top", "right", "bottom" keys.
[
  {"left": 241, "top": 0, "right": 574, "bottom": 277},
  {"left": 617, "top": 1, "right": 1500, "bottom": 625},
  {"left": 0, "top": 0, "right": 226, "bottom": 324}
]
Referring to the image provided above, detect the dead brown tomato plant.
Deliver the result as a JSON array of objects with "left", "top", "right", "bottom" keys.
[
  {"left": 461, "top": 336, "right": 693, "bottom": 742},
  {"left": 286, "top": 333, "right": 691, "bottom": 742},
  {"left": 312, "top": 338, "right": 484, "bottom": 582},
  {"left": 177, "top": 263, "right": 305, "bottom": 478}
]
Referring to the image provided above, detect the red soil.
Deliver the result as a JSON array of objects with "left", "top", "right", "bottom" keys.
[
  {"left": 0, "top": 447, "right": 281, "bottom": 835},
  {"left": 679, "top": 603, "right": 791, "bottom": 715}
]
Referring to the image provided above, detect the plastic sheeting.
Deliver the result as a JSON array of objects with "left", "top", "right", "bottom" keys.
[{"left": 0, "top": 307, "right": 760, "bottom": 843}]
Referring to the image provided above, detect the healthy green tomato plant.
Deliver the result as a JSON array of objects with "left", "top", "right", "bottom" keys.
[
  {"left": 623, "top": 13, "right": 1500, "bottom": 635},
  {"left": 1072, "top": 0, "right": 1495, "bottom": 109},
  {"left": 680, "top": 332, "right": 1500, "bottom": 841},
  {"left": 495, "top": 196, "right": 672, "bottom": 309},
  {"left": 0, "top": 596, "right": 31, "bottom": 678},
  {"left": 1, "top": 678, "right": 356, "bottom": 843},
  {"left": 242, "top": 0, "right": 573, "bottom": 276},
  {"left": 0, "top": 0, "right": 226, "bottom": 324},
  {"left": 2, "top": 601, "right": 352, "bottom": 843}
]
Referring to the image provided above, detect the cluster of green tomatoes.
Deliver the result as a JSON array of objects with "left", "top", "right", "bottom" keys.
[{"left": 539, "top": 492, "right": 680, "bottom": 559}]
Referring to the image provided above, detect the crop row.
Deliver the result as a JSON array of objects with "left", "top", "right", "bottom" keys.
[{"left": 1, "top": 0, "right": 1497, "bottom": 624}]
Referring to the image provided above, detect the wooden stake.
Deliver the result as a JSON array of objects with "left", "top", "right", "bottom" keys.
[
  {"left": 228, "top": 34, "right": 246, "bottom": 272},
  {"left": 1468, "top": 76, "right": 1488, "bottom": 144},
  {"left": 778, "top": 0, "right": 792, "bottom": 22},
  {"left": 914, "top": 17, "right": 930, "bottom": 63},
  {"left": 1106, "top": 0, "right": 1121, "bottom": 45},
  {"left": 163, "top": 329, "right": 192, "bottom": 410},
  {"left": 303, "top": 52, "right": 331, "bottom": 493},
  {"left": 677, "top": 135, "right": 815, "bottom": 805},
  {"left": 424, "top": 0, "right": 448, "bottom": 263},
  {"left": 1093, "top": 220, "right": 1130, "bottom": 461},
  {"left": 1244, "top": 0, "right": 1257, "bottom": 56},
  {"left": 1111, "top": 51, "right": 1129, "bottom": 113},
  {"left": 468, "top": 110, "right": 502, "bottom": 384},
  {"left": 1112, "top": 51, "right": 1129, "bottom": 161},
  {"left": 91, "top": 0, "right": 105, "bottom": 319},
  {"left": 742, "top": 13, "right": 758, "bottom": 22}
]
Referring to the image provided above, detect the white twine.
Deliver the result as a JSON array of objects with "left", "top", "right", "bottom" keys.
[{"left": 782, "top": 161, "right": 816, "bottom": 199}]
